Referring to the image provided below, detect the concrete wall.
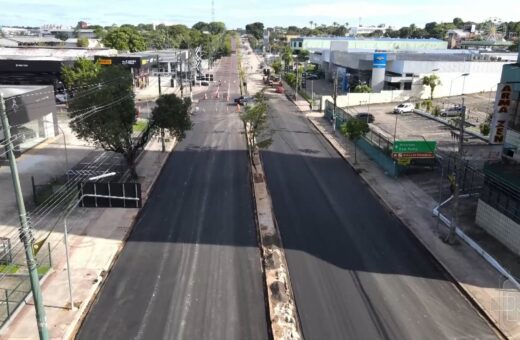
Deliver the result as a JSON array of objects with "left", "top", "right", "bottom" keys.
[
  {"left": 476, "top": 199, "right": 520, "bottom": 256},
  {"left": 320, "top": 66, "right": 504, "bottom": 110}
]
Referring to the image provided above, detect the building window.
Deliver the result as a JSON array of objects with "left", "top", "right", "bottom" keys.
[
  {"left": 299, "top": 42, "right": 302, "bottom": 48},
  {"left": 404, "top": 82, "right": 412, "bottom": 90},
  {"left": 405, "top": 73, "right": 414, "bottom": 77}
]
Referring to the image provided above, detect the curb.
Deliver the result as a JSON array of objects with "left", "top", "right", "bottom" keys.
[
  {"left": 244, "top": 126, "right": 303, "bottom": 339},
  {"left": 306, "top": 116, "right": 508, "bottom": 340},
  {"left": 66, "top": 139, "right": 177, "bottom": 339}
]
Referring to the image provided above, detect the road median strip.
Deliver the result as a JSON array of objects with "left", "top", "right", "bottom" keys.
[{"left": 244, "top": 121, "right": 302, "bottom": 340}]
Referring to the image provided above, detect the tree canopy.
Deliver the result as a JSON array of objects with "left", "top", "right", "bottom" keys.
[
  {"left": 102, "top": 27, "right": 146, "bottom": 52},
  {"left": 246, "top": 22, "right": 264, "bottom": 40},
  {"left": 63, "top": 60, "right": 145, "bottom": 178},
  {"left": 152, "top": 94, "right": 192, "bottom": 151}
]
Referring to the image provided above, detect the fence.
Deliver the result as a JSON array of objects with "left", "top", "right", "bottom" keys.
[
  {"left": 324, "top": 100, "right": 400, "bottom": 176},
  {"left": 0, "top": 242, "right": 52, "bottom": 328}
]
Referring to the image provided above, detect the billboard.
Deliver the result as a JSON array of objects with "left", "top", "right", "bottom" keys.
[
  {"left": 489, "top": 83, "right": 513, "bottom": 144},
  {"left": 373, "top": 53, "right": 387, "bottom": 69}
]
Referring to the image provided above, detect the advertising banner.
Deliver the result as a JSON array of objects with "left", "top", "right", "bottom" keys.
[{"left": 489, "top": 83, "right": 512, "bottom": 144}]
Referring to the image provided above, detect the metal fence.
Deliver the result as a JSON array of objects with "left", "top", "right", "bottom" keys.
[
  {"left": 0, "top": 242, "right": 52, "bottom": 327},
  {"left": 324, "top": 100, "right": 399, "bottom": 175}
]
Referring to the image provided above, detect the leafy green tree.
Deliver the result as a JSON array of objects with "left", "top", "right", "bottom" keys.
[
  {"left": 246, "top": 22, "right": 264, "bottom": 40},
  {"left": 340, "top": 119, "right": 369, "bottom": 164},
  {"left": 282, "top": 46, "right": 293, "bottom": 68},
  {"left": 208, "top": 22, "right": 226, "bottom": 35},
  {"left": 103, "top": 27, "right": 146, "bottom": 52},
  {"left": 192, "top": 21, "right": 209, "bottom": 32},
  {"left": 64, "top": 60, "right": 149, "bottom": 178},
  {"left": 297, "top": 49, "right": 310, "bottom": 62},
  {"left": 452, "top": 17, "right": 464, "bottom": 28},
  {"left": 54, "top": 31, "right": 70, "bottom": 41},
  {"left": 272, "top": 58, "right": 282, "bottom": 75},
  {"left": 353, "top": 84, "right": 372, "bottom": 93},
  {"left": 61, "top": 57, "right": 101, "bottom": 91},
  {"left": 240, "top": 92, "right": 272, "bottom": 150},
  {"left": 422, "top": 74, "right": 441, "bottom": 100},
  {"left": 285, "top": 72, "right": 296, "bottom": 87},
  {"left": 77, "top": 37, "right": 89, "bottom": 47},
  {"left": 152, "top": 94, "right": 192, "bottom": 152}
]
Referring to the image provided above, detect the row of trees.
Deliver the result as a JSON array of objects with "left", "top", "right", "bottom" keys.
[
  {"left": 91, "top": 21, "right": 229, "bottom": 55},
  {"left": 253, "top": 17, "right": 520, "bottom": 53},
  {"left": 62, "top": 58, "right": 192, "bottom": 178}
]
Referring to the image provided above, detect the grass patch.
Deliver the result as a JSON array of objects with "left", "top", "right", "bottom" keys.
[
  {"left": 37, "top": 266, "right": 50, "bottom": 276},
  {"left": 0, "top": 264, "right": 19, "bottom": 274},
  {"left": 133, "top": 120, "right": 148, "bottom": 134}
]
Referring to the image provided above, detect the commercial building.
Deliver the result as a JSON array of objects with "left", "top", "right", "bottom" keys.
[
  {"left": 94, "top": 54, "right": 156, "bottom": 89},
  {"left": 350, "top": 25, "right": 389, "bottom": 36},
  {"left": 291, "top": 36, "right": 448, "bottom": 51},
  {"left": 303, "top": 36, "right": 514, "bottom": 94},
  {"left": 0, "top": 85, "right": 58, "bottom": 156},
  {"left": 0, "top": 47, "right": 116, "bottom": 90},
  {"left": 0, "top": 36, "right": 63, "bottom": 47},
  {"left": 475, "top": 47, "right": 520, "bottom": 256}
]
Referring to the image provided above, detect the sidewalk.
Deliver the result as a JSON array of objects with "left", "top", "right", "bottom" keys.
[
  {"left": 0, "top": 135, "right": 176, "bottom": 339},
  {"left": 305, "top": 111, "right": 520, "bottom": 338}
]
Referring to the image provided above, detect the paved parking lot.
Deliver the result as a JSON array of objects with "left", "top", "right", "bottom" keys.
[{"left": 345, "top": 98, "right": 489, "bottom": 153}]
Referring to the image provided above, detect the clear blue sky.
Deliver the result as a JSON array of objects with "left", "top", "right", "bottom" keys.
[{"left": 1, "top": 0, "right": 518, "bottom": 29}]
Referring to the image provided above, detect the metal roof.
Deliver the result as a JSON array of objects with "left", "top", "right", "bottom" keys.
[{"left": 0, "top": 84, "right": 51, "bottom": 98}]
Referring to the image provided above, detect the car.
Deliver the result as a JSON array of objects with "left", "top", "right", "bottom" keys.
[
  {"left": 233, "top": 96, "right": 254, "bottom": 105},
  {"left": 55, "top": 93, "right": 69, "bottom": 104},
  {"left": 393, "top": 102, "right": 414, "bottom": 114},
  {"left": 306, "top": 74, "right": 319, "bottom": 80},
  {"left": 355, "top": 113, "right": 375, "bottom": 123},
  {"left": 441, "top": 105, "right": 464, "bottom": 117},
  {"left": 201, "top": 81, "right": 210, "bottom": 86}
]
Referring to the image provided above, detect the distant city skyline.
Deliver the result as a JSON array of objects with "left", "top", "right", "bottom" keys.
[{"left": 1, "top": 0, "right": 518, "bottom": 30}]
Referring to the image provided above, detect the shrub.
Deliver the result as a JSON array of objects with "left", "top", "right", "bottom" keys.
[{"left": 480, "top": 122, "right": 490, "bottom": 136}]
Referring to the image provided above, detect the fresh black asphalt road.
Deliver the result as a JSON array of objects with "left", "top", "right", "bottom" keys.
[
  {"left": 260, "top": 93, "right": 499, "bottom": 339},
  {"left": 77, "top": 46, "right": 268, "bottom": 340}
]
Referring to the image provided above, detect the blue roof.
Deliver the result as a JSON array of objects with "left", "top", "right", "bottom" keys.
[{"left": 295, "top": 36, "right": 444, "bottom": 42}]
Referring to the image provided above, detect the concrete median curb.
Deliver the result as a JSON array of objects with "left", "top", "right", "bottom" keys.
[{"left": 246, "top": 134, "right": 302, "bottom": 340}]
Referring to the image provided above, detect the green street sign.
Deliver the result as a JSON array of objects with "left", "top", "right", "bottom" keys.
[{"left": 393, "top": 140, "right": 437, "bottom": 154}]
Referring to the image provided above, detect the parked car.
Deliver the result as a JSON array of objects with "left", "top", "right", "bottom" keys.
[
  {"left": 441, "top": 105, "right": 464, "bottom": 117},
  {"left": 55, "top": 93, "right": 69, "bottom": 104},
  {"left": 355, "top": 113, "right": 375, "bottom": 123},
  {"left": 201, "top": 81, "right": 210, "bottom": 86},
  {"left": 233, "top": 96, "right": 254, "bottom": 105},
  {"left": 393, "top": 102, "right": 414, "bottom": 114},
  {"left": 306, "top": 74, "right": 319, "bottom": 80}
]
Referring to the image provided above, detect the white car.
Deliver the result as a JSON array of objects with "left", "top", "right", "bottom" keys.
[{"left": 393, "top": 102, "right": 414, "bottom": 114}]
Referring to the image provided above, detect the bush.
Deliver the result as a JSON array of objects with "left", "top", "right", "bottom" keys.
[
  {"left": 421, "top": 99, "right": 433, "bottom": 112},
  {"left": 432, "top": 105, "right": 441, "bottom": 117},
  {"left": 480, "top": 122, "right": 490, "bottom": 136}
]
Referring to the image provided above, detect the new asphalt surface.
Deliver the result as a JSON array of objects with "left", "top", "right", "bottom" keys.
[
  {"left": 260, "top": 92, "right": 499, "bottom": 340},
  {"left": 77, "top": 44, "right": 269, "bottom": 340}
]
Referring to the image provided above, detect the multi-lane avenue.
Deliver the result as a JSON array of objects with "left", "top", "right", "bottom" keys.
[
  {"left": 77, "top": 43, "right": 268, "bottom": 340},
  {"left": 260, "top": 89, "right": 499, "bottom": 339}
]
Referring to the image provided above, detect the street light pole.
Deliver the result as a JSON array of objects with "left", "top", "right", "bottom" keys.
[
  {"left": 0, "top": 94, "right": 50, "bottom": 340},
  {"left": 42, "top": 120, "right": 68, "bottom": 176}
]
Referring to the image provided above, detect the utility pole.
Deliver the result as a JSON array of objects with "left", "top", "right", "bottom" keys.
[
  {"left": 295, "top": 61, "right": 299, "bottom": 101},
  {"left": 0, "top": 94, "right": 50, "bottom": 340},
  {"left": 187, "top": 48, "right": 192, "bottom": 101},
  {"left": 332, "top": 69, "right": 338, "bottom": 132},
  {"left": 446, "top": 98, "right": 466, "bottom": 244},
  {"left": 179, "top": 54, "right": 184, "bottom": 98},
  {"left": 157, "top": 54, "right": 162, "bottom": 96}
]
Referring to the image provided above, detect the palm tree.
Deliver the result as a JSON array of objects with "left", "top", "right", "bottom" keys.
[
  {"left": 309, "top": 20, "right": 314, "bottom": 29},
  {"left": 333, "top": 21, "right": 338, "bottom": 27},
  {"left": 422, "top": 74, "right": 441, "bottom": 100}
]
